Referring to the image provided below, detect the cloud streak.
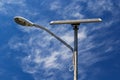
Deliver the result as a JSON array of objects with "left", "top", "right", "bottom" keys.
[{"left": 0, "top": 0, "right": 26, "bottom": 14}]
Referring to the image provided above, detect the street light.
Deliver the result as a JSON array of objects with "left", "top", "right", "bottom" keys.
[
  {"left": 14, "top": 16, "right": 102, "bottom": 80},
  {"left": 14, "top": 16, "right": 73, "bottom": 52}
]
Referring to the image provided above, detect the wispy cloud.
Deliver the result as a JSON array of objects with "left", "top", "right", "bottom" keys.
[
  {"left": 49, "top": 1, "right": 61, "bottom": 10},
  {"left": 2, "top": 0, "right": 25, "bottom": 5},
  {"left": 87, "top": 0, "right": 114, "bottom": 14},
  {"left": 0, "top": 0, "right": 40, "bottom": 18},
  {"left": 0, "top": 0, "right": 26, "bottom": 14},
  {"left": 48, "top": 0, "right": 84, "bottom": 19},
  {"left": 9, "top": 25, "right": 110, "bottom": 80}
]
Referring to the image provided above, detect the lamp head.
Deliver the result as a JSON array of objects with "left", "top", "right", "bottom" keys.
[{"left": 14, "top": 16, "right": 34, "bottom": 26}]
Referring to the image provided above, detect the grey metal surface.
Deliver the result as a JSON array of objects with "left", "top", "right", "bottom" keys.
[{"left": 50, "top": 18, "right": 102, "bottom": 25}]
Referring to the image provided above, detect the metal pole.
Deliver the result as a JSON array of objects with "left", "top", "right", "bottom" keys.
[
  {"left": 14, "top": 16, "right": 102, "bottom": 80},
  {"left": 72, "top": 24, "right": 79, "bottom": 80}
]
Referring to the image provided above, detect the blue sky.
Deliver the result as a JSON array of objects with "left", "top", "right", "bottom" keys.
[{"left": 0, "top": 0, "right": 120, "bottom": 80}]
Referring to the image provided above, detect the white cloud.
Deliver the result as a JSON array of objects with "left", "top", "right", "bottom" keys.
[
  {"left": 9, "top": 29, "right": 72, "bottom": 71},
  {"left": 87, "top": 0, "right": 113, "bottom": 13},
  {"left": 0, "top": 0, "right": 39, "bottom": 17},
  {"left": 0, "top": 0, "right": 25, "bottom": 8},
  {"left": 72, "top": 12, "right": 84, "bottom": 18},
  {"left": 50, "top": 1, "right": 61, "bottom": 10},
  {"left": 0, "top": 0, "right": 26, "bottom": 14},
  {"left": 78, "top": 27, "right": 87, "bottom": 40},
  {"left": 48, "top": 0, "right": 84, "bottom": 19},
  {"left": 44, "top": 51, "right": 61, "bottom": 69},
  {"left": 105, "top": 47, "right": 113, "bottom": 53},
  {"left": 3, "top": 0, "right": 25, "bottom": 5},
  {"left": 61, "top": 31, "right": 73, "bottom": 44},
  {"left": 9, "top": 24, "right": 108, "bottom": 80}
]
